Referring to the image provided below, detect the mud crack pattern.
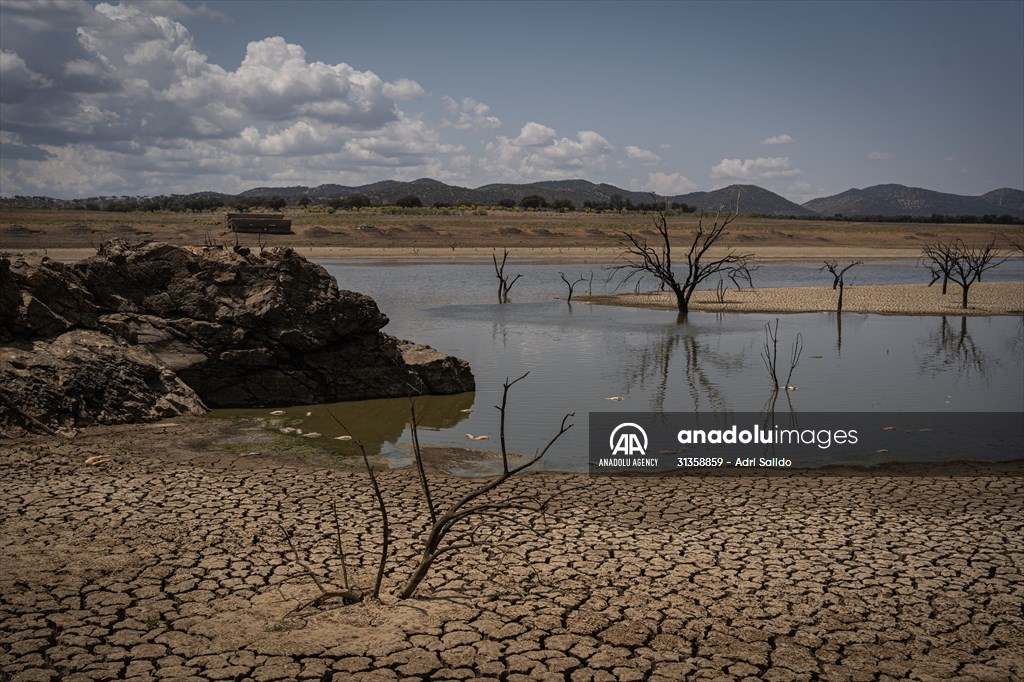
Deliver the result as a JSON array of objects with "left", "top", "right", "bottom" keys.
[{"left": 1, "top": 422, "right": 1022, "bottom": 681}]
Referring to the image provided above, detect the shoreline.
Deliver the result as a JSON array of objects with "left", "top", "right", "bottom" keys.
[
  {"left": 3, "top": 244, "right": 952, "bottom": 263},
  {"left": 582, "top": 281, "right": 1024, "bottom": 316}
]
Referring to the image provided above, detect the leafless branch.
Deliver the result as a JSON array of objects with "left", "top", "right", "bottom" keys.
[
  {"left": 408, "top": 399, "right": 436, "bottom": 526},
  {"left": 328, "top": 413, "right": 389, "bottom": 599}
]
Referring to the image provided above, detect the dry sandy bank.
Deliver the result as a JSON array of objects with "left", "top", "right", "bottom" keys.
[
  {"left": 584, "top": 281, "right": 1024, "bottom": 316},
  {"left": 2, "top": 244, "right": 971, "bottom": 264}
]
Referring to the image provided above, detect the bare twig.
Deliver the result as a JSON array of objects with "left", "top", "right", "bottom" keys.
[
  {"left": 273, "top": 521, "right": 362, "bottom": 615},
  {"left": 328, "top": 413, "right": 389, "bottom": 599},
  {"left": 408, "top": 399, "right": 437, "bottom": 526},
  {"left": 332, "top": 500, "right": 350, "bottom": 591},
  {"left": 785, "top": 333, "right": 803, "bottom": 389},
  {"left": 761, "top": 319, "right": 780, "bottom": 391}
]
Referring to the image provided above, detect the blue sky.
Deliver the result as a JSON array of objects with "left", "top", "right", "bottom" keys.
[{"left": 1, "top": 0, "right": 1021, "bottom": 200}]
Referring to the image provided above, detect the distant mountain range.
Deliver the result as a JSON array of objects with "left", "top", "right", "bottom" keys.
[
  {"left": 235, "top": 179, "right": 1023, "bottom": 218},
  {"left": 4, "top": 179, "right": 1023, "bottom": 218}
]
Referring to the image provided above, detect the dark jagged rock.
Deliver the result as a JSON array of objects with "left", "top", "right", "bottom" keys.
[
  {"left": 0, "top": 241, "right": 474, "bottom": 436},
  {"left": 0, "top": 330, "right": 205, "bottom": 438}
]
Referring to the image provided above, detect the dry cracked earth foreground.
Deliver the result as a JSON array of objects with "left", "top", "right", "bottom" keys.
[{"left": 1, "top": 422, "right": 1022, "bottom": 682}]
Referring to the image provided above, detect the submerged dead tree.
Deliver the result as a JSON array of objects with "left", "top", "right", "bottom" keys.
[
  {"left": 559, "top": 272, "right": 586, "bottom": 302},
  {"left": 761, "top": 318, "right": 803, "bottom": 393},
  {"left": 760, "top": 319, "right": 803, "bottom": 418},
  {"left": 611, "top": 209, "right": 752, "bottom": 315},
  {"left": 493, "top": 249, "right": 522, "bottom": 303},
  {"left": 820, "top": 259, "right": 863, "bottom": 313}
]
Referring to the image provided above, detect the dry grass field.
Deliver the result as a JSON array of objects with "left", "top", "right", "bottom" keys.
[{"left": 2, "top": 207, "right": 1018, "bottom": 262}]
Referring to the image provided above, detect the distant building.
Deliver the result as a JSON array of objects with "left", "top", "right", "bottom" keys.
[{"left": 225, "top": 213, "right": 292, "bottom": 234}]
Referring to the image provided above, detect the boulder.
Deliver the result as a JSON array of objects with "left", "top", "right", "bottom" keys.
[
  {"left": 0, "top": 241, "right": 474, "bottom": 436},
  {"left": 0, "top": 330, "right": 205, "bottom": 438}
]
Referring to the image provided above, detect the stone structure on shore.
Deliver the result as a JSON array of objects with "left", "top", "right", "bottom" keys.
[{"left": 0, "top": 240, "right": 474, "bottom": 436}]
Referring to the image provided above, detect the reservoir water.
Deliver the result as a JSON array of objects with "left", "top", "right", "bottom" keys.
[{"left": 213, "top": 259, "right": 1024, "bottom": 471}]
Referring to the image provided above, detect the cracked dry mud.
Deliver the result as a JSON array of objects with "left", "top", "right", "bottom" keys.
[{"left": 1, "top": 418, "right": 1022, "bottom": 681}]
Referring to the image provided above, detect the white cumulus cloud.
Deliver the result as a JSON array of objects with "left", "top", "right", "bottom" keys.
[
  {"left": 0, "top": 1, "right": 458, "bottom": 196},
  {"left": 440, "top": 96, "right": 502, "bottom": 130},
  {"left": 646, "top": 172, "right": 697, "bottom": 195},
  {"left": 515, "top": 121, "right": 558, "bottom": 146},
  {"left": 711, "top": 156, "right": 801, "bottom": 181},
  {"left": 625, "top": 145, "right": 661, "bottom": 163},
  {"left": 868, "top": 151, "right": 896, "bottom": 160},
  {"left": 481, "top": 124, "right": 615, "bottom": 182}
]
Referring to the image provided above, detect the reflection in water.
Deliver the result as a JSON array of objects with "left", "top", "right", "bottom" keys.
[
  {"left": 491, "top": 321, "right": 508, "bottom": 348},
  {"left": 917, "top": 316, "right": 993, "bottom": 380},
  {"left": 836, "top": 312, "right": 843, "bottom": 356},
  {"left": 215, "top": 392, "right": 475, "bottom": 459},
  {"left": 622, "top": 320, "right": 746, "bottom": 413}
]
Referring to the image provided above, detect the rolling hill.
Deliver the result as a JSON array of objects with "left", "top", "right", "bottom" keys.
[
  {"left": 803, "top": 184, "right": 1024, "bottom": 218},
  {"left": 237, "top": 178, "right": 814, "bottom": 215},
  {"left": 4, "top": 179, "right": 1021, "bottom": 219}
]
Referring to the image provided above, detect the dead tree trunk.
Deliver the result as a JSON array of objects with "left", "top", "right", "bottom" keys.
[
  {"left": 493, "top": 249, "right": 522, "bottom": 303},
  {"left": 559, "top": 272, "right": 586, "bottom": 302},
  {"left": 821, "top": 259, "right": 863, "bottom": 313}
]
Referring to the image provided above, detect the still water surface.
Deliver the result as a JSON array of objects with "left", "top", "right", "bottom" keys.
[{"left": 215, "top": 259, "right": 1024, "bottom": 470}]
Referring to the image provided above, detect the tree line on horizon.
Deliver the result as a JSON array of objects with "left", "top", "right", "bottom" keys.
[
  {"left": 0, "top": 192, "right": 697, "bottom": 215},
  {"left": 1, "top": 193, "right": 1020, "bottom": 224}
]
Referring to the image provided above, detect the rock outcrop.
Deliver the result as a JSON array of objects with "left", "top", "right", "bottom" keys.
[{"left": 0, "top": 241, "right": 474, "bottom": 436}]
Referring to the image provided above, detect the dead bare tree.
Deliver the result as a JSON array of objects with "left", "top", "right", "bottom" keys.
[
  {"left": 921, "top": 240, "right": 957, "bottom": 294},
  {"left": 611, "top": 209, "right": 752, "bottom": 315},
  {"left": 559, "top": 272, "right": 586, "bottom": 302},
  {"left": 820, "top": 259, "right": 863, "bottom": 313},
  {"left": 398, "top": 373, "right": 573, "bottom": 598},
  {"left": 1003, "top": 231, "right": 1024, "bottom": 254},
  {"left": 760, "top": 319, "right": 803, "bottom": 392},
  {"left": 945, "top": 238, "right": 1008, "bottom": 309},
  {"left": 492, "top": 249, "right": 522, "bottom": 303},
  {"left": 278, "top": 376, "right": 573, "bottom": 608}
]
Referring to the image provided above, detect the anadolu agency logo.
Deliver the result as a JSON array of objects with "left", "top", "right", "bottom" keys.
[{"left": 609, "top": 422, "right": 648, "bottom": 456}]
